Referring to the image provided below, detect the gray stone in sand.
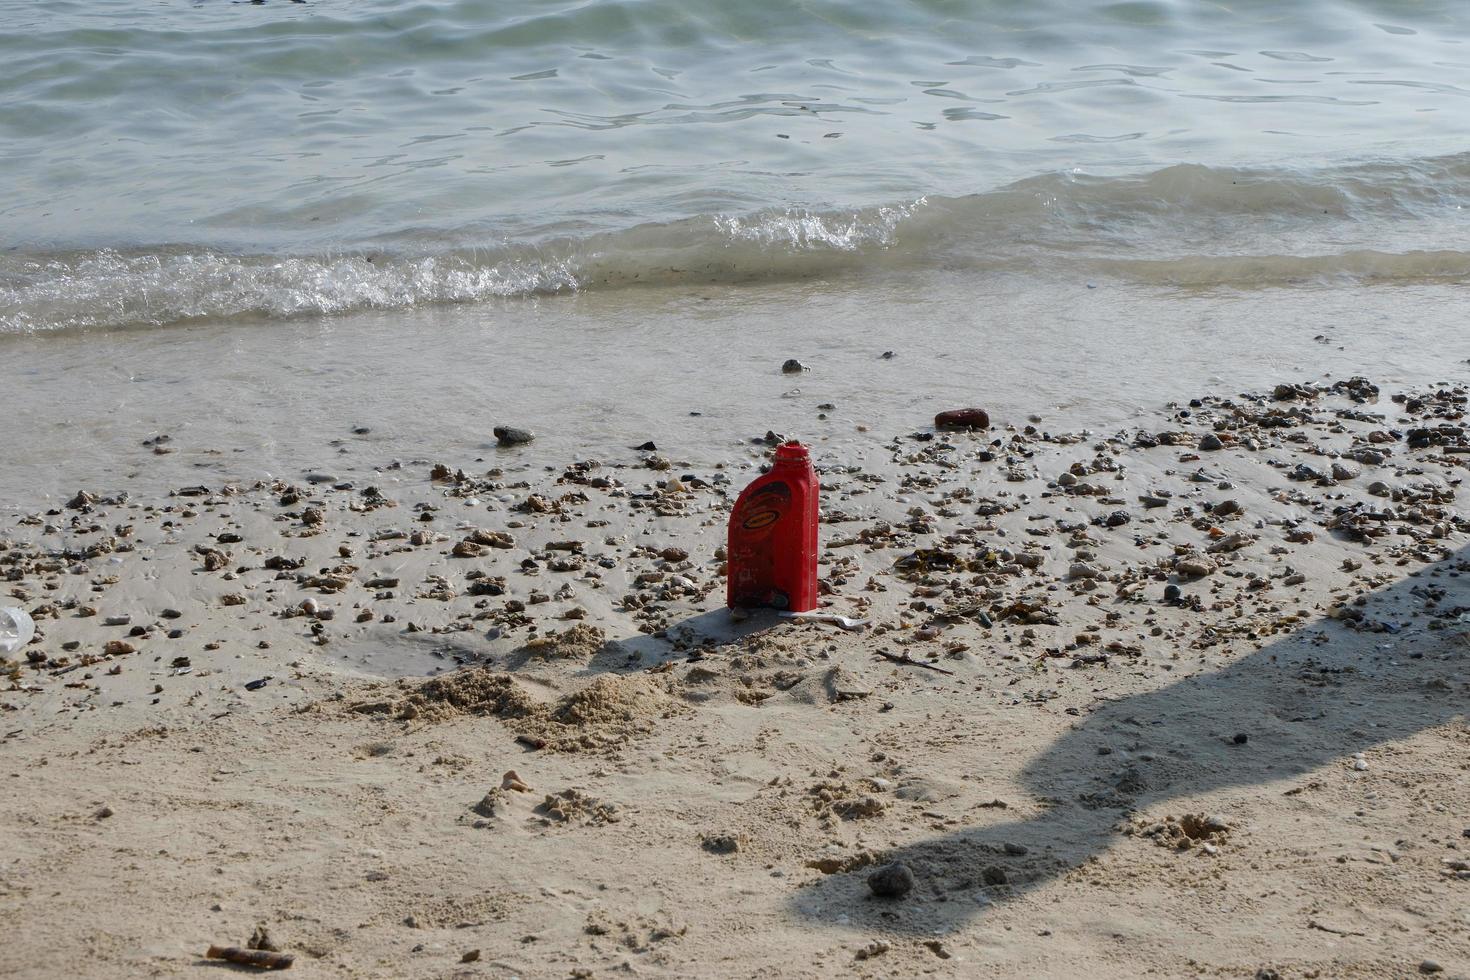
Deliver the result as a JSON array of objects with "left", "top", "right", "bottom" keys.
[
  {"left": 1199, "top": 432, "right": 1224, "bottom": 451},
  {"left": 494, "top": 426, "right": 534, "bottom": 447},
  {"left": 781, "top": 358, "right": 807, "bottom": 374},
  {"left": 867, "top": 862, "right": 914, "bottom": 898}
]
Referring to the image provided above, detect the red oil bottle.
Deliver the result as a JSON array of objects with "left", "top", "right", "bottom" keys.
[{"left": 726, "top": 441, "right": 819, "bottom": 612}]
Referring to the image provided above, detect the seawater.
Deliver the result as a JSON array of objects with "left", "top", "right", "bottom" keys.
[{"left": 1, "top": 0, "right": 1469, "bottom": 332}]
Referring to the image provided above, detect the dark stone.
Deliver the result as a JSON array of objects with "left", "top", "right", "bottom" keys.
[
  {"left": 935, "top": 408, "right": 991, "bottom": 430},
  {"left": 867, "top": 862, "right": 915, "bottom": 898},
  {"left": 494, "top": 426, "right": 534, "bottom": 447}
]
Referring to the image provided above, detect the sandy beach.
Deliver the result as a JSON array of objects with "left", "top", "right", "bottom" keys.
[
  {"left": 8, "top": 0, "right": 1470, "bottom": 975},
  {"left": 4, "top": 361, "right": 1468, "bottom": 978}
]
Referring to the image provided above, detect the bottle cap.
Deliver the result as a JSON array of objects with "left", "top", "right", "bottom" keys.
[{"left": 774, "top": 441, "right": 809, "bottom": 463}]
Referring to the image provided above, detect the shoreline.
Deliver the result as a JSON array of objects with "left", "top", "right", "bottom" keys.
[{"left": 4, "top": 368, "right": 1468, "bottom": 977}]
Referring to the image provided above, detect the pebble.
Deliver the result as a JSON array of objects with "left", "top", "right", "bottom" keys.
[
  {"left": 1003, "top": 842, "right": 1028, "bottom": 856},
  {"left": 867, "top": 862, "right": 914, "bottom": 898},
  {"left": 934, "top": 408, "right": 991, "bottom": 430},
  {"left": 1199, "top": 433, "right": 1224, "bottom": 451},
  {"left": 1419, "top": 962, "right": 1442, "bottom": 975},
  {"left": 1163, "top": 584, "right": 1182, "bottom": 603},
  {"left": 781, "top": 359, "right": 807, "bottom": 374},
  {"left": 1331, "top": 461, "right": 1360, "bottom": 481},
  {"left": 494, "top": 426, "right": 534, "bottom": 446},
  {"left": 1176, "top": 558, "right": 1214, "bottom": 578}
]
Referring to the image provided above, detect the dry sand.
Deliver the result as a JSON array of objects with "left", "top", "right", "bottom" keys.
[{"left": 3, "top": 373, "right": 1469, "bottom": 978}]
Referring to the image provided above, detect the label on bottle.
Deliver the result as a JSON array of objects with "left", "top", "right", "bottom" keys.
[{"left": 735, "top": 481, "right": 790, "bottom": 532}]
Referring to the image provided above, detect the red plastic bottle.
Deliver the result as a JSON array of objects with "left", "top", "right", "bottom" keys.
[{"left": 726, "top": 441, "right": 819, "bottom": 612}]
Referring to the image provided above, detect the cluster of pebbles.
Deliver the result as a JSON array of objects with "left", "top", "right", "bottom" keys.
[
  {"left": 3, "top": 375, "right": 1469, "bottom": 722},
  {"left": 3, "top": 374, "right": 1469, "bottom": 978}
]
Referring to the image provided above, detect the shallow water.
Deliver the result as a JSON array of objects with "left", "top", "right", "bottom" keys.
[
  {"left": 2, "top": 0, "right": 1469, "bottom": 331},
  {"left": 4, "top": 267, "right": 1465, "bottom": 508}
]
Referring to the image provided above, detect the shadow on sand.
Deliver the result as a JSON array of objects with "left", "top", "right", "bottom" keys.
[{"left": 788, "top": 544, "right": 1470, "bottom": 934}]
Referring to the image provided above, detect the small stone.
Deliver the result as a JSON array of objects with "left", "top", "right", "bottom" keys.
[
  {"left": 103, "top": 640, "right": 135, "bottom": 656},
  {"left": 1213, "top": 499, "right": 1242, "bottom": 516},
  {"left": 1199, "top": 433, "right": 1224, "bottom": 451},
  {"left": 982, "top": 866, "right": 1008, "bottom": 886},
  {"left": 702, "top": 833, "right": 743, "bottom": 855},
  {"left": 1176, "top": 557, "right": 1214, "bottom": 578},
  {"left": 1233, "top": 733, "right": 1249, "bottom": 745},
  {"left": 1419, "top": 962, "right": 1443, "bottom": 975},
  {"left": 1164, "top": 584, "right": 1182, "bottom": 603},
  {"left": 935, "top": 408, "right": 991, "bottom": 430},
  {"left": 460, "top": 949, "right": 481, "bottom": 964},
  {"left": 1331, "top": 461, "right": 1360, "bottom": 481},
  {"left": 781, "top": 358, "right": 807, "bottom": 374},
  {"left": 103, "top": 615, "right": 131, "bottom": 627},
  {"left": 494, "top": 426, "right": 534, "bottom": 446},
  {"left": 866, "top": 862, "right": 914, "bottom": 898},
  {"left": 94, "top": 805, "right": 113, "bottom": 819},
  {"left": 301, "top": 507, "right": 325, "bottom": 527},
  {"left": 1003, "top": 842, "right": 1028, "bottom": 856},
  {"left": 1368, "top": 481, "right": 1391, "bottom": 497}
]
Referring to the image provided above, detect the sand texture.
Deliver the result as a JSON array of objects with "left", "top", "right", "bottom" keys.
[{"left": 3, "top": 375, "right": 1469, "bottom": 978}]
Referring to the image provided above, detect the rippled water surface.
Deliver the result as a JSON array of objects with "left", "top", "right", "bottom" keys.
[{"left": 2, "top": 0, "right": 1468, "bottom": 330}]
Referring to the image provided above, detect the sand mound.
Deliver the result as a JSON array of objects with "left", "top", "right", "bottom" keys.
[
  {"left": 349, "top": 669, "right": 682, "bottom": 752},
  {"left": 349, "top": 669, "right": 542, "bottom": 724},
  {"left": 525, "top": 674, "right": 683, "bottom": 752},
  {"left": 521, "top": 623, "right": 607, "bottom": 660}
]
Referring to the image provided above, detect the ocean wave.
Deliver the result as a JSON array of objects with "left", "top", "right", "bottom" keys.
[{"left": 4, "top": 156, "right": 1469, "bottom": 334}]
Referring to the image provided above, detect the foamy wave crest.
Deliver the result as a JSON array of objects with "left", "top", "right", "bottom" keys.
[
  {"left": 712, "top": 201, "right": 926, "bottom": 250},
  {"left": 0, "top": 249, "right": 582, "bottom": 333},
  {"left": 5, "top": 155, "right": 1470, "bottom": 333},
  {"left": 0, "top": 202, "right": 933, "bottom": 333}
]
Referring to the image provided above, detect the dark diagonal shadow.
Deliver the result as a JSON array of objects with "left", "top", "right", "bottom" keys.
[{"left": 790, "top": 543, "right": 1470, "bottom": 934}]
